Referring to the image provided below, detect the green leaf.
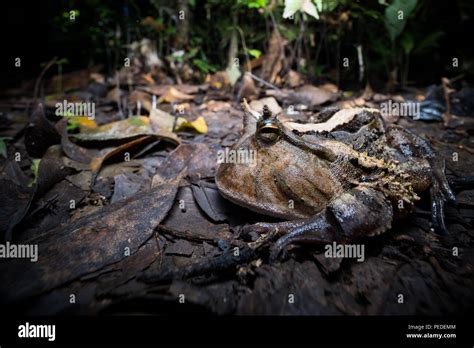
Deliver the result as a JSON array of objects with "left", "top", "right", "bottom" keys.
[
  {"left": 400, "top": 33, "right": 414, "bottom": 55},
  {"left": 247, "top": 49, "right": 262, "bottom": 59},
  {"left": 193, "top": 58, "right": 217, "bottom": 74},
  {"left": 384, "top": 0, "right": 417, "bottom": 42},
  {"left": 414, "top": 31, "right": 444, "bottom": 53},
  {"left": 321, "top": 0, "right": 339, "bottom": 12},
  {"left": 249, "top": 0, "right": 267, "bottom": 8},
  {"left": 237, "top": 0, "right": 267, "bottom": 8},
  {"left": 0, "top": 137, "right": 11, "bottom": 158},
  {"left": 29, "top": 159, "right": 41, "bottom": 187},
  {"left": 279, "top": 24, "right": 299, "bottom": 42}
]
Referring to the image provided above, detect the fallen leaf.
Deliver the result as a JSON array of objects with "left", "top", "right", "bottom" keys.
[
  {"left": 111, "top": 173, "right": 143, "bottom": 204},
  {"left": 287, "top": 70, "right": 303, "bottom": 88},
  {"left": 129, "top": 90, "right": 152, "bottom": 113},
  {"left": 162, "top": 186, "right": 232, "bottom": 241},
  {"left": 46, "top": 66, "right": 101, "bottom": 93},
  {"left": 205, "top": 71, "right": 230, "bottom": 89},
  {"left": 320, "top": 83, "right": 339, "bottom": 94},
  {"left": 200, "top": 100, "right": 232, "bottom": 112},
  {"left": 158, "top": 87, "right": 194, "bottom": 103},
  {"left": 72, "top": 116, "right": 180, "bottom": 144},
  {"left": 58, "top": 119, "right": 99, "bottom": 164},
  {"left": 249, "top": 97, "right": 282, "bottom": 115},
  {"left": 67, "top": 116, "right": 98, "bottom": 131},
  {"left": 90, "top": 135, "right": 154, "bottom": 186},
  {"left": 149, "top": 108, "right": 208, "bottom": 134},
  {"left": 266, "top": 85, "right": 336, "bottom": 107},
  {"left": 292, "top": 84, "right": 335, "bottom": 106},
  {"left": 177, "top": 116, "right": 208, "bottom": 134},
  {"left": 283, "top": 107, "right": 379, "bottom": 133},
  {"left": 0, "top": 172, "right": 183, "bottom": 304},
  {"left": 165, "top": 239, "right": 195, "bottom": 256},
  {"left": 139, "top": 84, "right": 206, "bottom": 96},
  {"left": 24, "top": 104, "right": 61, "bottom": 158},
  {"left": 191, "top": 182, "right": 229, "bottom": 222}
]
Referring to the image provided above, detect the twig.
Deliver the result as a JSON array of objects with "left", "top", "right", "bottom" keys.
[
  {"left": 115, "top": 71, "right": 124, "bottom": 118},
  {"left": 236, "top": 26, "right": 252, "bottom": 72},
  {"left": 441, "top": 77, "right": 454, "bottom": 127},
  {"left": 139, "top": 245, "right": 257, "bottom": 283},
  {"left": 247, "top": 72, "right": 279, "bottom": 90},
  {"left": 30, "top": 57, "right": 57, "bottom": 114}
]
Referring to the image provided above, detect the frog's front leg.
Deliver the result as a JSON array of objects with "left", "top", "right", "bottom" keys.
[
  {"left": 263, "top": 187, "right": 394, "bottom": 261},
  {"left": 386, "top": 126, "right": 455, "bottom": 234}
]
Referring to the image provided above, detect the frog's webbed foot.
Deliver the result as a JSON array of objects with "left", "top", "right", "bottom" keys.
[
  {"left": 269, "top": 187, "right": 394, "bottom": 261},
  {"left": 430, "top": 180, "right": 450, "bottom": 234},
  {"left": 428, "top": 154, "right": 455, "bottom": 235}
]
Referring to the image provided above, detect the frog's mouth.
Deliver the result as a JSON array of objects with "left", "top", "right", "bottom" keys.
[
  {"left": 219, "top": 187, "right": 308, "bottom": 220},
  {"left": 215, "top": 171, "right": 310, "bottom": 221}
]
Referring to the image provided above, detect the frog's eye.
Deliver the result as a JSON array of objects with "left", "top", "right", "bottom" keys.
[{"left": 257, "top": 122, "right": 280, "bottom": 144}]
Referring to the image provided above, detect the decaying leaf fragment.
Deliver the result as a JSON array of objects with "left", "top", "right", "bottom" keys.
[{"left": 0, "top": 170, "right": 184, "bottom": 304}]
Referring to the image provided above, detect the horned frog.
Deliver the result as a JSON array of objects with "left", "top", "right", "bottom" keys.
[{"left": 215, "top": 100, "right": 455, "bottom": 260}]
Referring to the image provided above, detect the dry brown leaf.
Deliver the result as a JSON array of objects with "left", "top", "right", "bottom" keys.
[
  {"left": 284, "top": 107, "right": 379, "bottom": 133},
  {"left": 90, "top": 135, "right": 154, "bottom": 184},
  {"left": 205, "top": 71, "right": 230, "bottom": 89},
  {"left": 129, "top": 90, "right": 152, "bottom": 113},
  {"left": 237, "top": 73, "right": 258, "bottom": 100},
  {"left": 336, "top": 97, "right": 367, "bottom": 109},
  {"left": 140, "top": 72, "right": 156, "bottom": 85},
  {"left": 46, "top": 66, "right": 101, "bottom": 92},
  {"left": 287, "top": 70, "right": 303, "bottom": 88},
  {"left": 158, "top": 87, "right": 195, "bottom": 103},
  {"left": 106, "top": 87, "right": 120, "bottom": 104},
  {"left": 149, "top": 108, "right": 208, "bottom": 134},
  {"left": 200, "top": 100, "right": 232, "bottom": 112},
  {"left": 249, "top": 97, "right": 282, "bottom": 115},
  {"left": 72, "top": 116, "right": 180, "bottom": 144},
  {"left": 320, "top": 83, "right": 339, "bottom": 94},
  {"left": 292, "top": 85, "right": 335, "bottom": 106}
]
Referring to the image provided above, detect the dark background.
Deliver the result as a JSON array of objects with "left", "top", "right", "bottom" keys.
[{"left": 0, "top": 0, "right": 473, "bottom": 91}]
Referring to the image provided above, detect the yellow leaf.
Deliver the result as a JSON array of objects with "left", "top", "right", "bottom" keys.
[
  {"left": 69, "top": 116, "right": 98, "bottom": 130},
  {"left": 176, "top": 116, "right": 208, "bottom": 134}
]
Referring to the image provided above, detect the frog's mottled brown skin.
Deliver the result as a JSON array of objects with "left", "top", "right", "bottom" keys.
[{"left": 216, "top": 103, "right": 455, "bottom": 260}]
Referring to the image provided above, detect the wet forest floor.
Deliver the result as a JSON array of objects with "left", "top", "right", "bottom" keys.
[{"left": 0, "top": 73, "right": 473, "bottom": 315}]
